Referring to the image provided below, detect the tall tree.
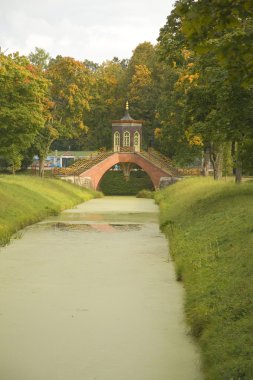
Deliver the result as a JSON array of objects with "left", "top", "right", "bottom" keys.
[
  {"left": 0, "top": 52, "right": 48, "bottom": 173},
  {"left": 156, "top": 11, "right": 203, "bottom": 166},
  {"left": 157, "top": 2, "right": 253, "bottom": 180},
  {"left": 126, "top": 43, "right": 163, "bottom": 148},
  {"left": 35, "top": 56, "right": 93, "bottom": 175},
  {"left": 175, "top": 0, "right": 253, "bottom": 181},
  {"left": 85, "top": 59, "right": 127, "bottom": 149}
]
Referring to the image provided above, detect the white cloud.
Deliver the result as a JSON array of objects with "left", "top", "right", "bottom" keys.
[
  {"left": 0, "top": 0, "right": 175, "bottom": 62},
  {"left": 25, "top": 34, "right": 54, "bottom": 52}
]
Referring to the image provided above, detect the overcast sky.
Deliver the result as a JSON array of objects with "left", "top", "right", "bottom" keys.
[{"left": 0, "top": 0, "right": 175, "bottom": 63}]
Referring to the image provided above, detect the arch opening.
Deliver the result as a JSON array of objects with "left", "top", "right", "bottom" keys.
[{"left": 98, "top": 163, "right": 154, "bottom": 195}]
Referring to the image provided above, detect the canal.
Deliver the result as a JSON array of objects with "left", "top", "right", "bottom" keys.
[{"left": 0, "top": 196, "right": 202, "bottom": 380}]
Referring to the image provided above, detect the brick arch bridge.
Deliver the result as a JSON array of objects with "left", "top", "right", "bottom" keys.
[{"left": 77, "top": 152, "right": 175, "bottom": 190}]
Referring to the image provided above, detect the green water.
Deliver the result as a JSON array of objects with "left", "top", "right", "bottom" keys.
[{"left": 0, "top": 196, "right": 202, "bottom": 380}]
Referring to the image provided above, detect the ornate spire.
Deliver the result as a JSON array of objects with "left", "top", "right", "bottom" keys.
[{"left": 121, "top": 100, "right": 133, "bottom": 120}]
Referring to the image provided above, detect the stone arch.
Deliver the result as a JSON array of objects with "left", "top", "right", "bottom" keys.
[{"left": 78, "top": 153, "right": 170, "bottom": 190}]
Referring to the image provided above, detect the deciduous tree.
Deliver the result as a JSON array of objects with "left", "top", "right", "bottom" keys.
[
  {"left": 0, "top": 52, "right": 48, "bottom": 173},
  {"left": 36, "top": 56, "right": 93, "bottom": 175}
]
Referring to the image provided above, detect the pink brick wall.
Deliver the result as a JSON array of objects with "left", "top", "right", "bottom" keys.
[{"left": 79, "top": 153, "right": 170, "bottom": 190}]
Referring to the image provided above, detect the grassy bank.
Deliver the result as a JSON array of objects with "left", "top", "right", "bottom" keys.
[
  {"left": 155, "top": 178, "right": 253, "bottom": 380},
  {"left": 0, "top": 175, "right": 101, "bottom": 246}
]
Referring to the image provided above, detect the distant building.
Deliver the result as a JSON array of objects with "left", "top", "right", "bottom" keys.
[{"left": 31, "top": 151, "right": 96, "bottom": 169}]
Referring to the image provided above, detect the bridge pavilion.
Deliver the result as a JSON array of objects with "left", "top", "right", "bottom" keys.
[{"left": 112, "top": 102, "right": 143, "bottom": 153}]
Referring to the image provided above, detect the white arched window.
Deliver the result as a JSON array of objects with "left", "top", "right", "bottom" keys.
[
  {"left": 123, "top": 131, "right": 130, "bottom": 147},
  {"left": 114, "top": 131, "right": 120, "bottom": 151},
  {"left": 134, "top": 131, "right": 140, "bottom": 152}
]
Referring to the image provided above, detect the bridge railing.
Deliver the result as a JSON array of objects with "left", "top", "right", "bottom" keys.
[
  {"left": 53, "top": 151, "right": 114, "bottom": 177},
  {"left": 137, "top": 150, "right": 179, "bottom": 176}
]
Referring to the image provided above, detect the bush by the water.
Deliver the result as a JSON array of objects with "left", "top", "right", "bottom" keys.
[
  {"left": 99, "top": 170, "right": 154, "bottom": 195},
  {"left": 0, "top": 175, "right": 101, "bottom": 246},
  {"left": 136, "top": 189, "right": 154, "bottom": 198},
  {"left": 155, "top": 178, "right": 253, "bottom": 380}
]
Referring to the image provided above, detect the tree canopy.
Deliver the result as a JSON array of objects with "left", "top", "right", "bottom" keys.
[
  {"left": 1, "top": 1, "right": 253, "bottom": 181},
  {"left": 0, "top": 52, "right": 48, "bottom": 173}
]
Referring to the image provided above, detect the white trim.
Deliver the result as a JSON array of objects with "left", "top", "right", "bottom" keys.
[
  {"left": 123, "top": 131, "right": 130, "bottom": 147},
  {"left": 114, "top": 131, "right": 120, "bottom": 152},
  {"left": 134, "top": 131, "right": 140, "bottom": 152}
]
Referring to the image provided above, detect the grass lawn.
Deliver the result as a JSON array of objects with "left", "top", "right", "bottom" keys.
[
  {"left": 155, "top": 177, "right": 253, "bottom": 380},
  {"left": 0, "top": 175, "right": 101, "bottom": 246}
]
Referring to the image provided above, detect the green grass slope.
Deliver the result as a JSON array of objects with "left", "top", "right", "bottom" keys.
[
  {"left": 0, "top": 175, "right": 101, "bottom": 246},
  {"left": 155, "top": 178, "right": 253, "bottom": 380}
]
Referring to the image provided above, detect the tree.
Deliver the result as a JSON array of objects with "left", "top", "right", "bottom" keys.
[
  {"left": 125, "top": 43, "right": 164, "bottom": 148},
  {"left": 172, "top": 0, "right": 253, "bottom": 181},
  {"left": 156, "top": 13, "right": 203, "bottom": 166},
  {"left": 0, "top": 52, "right": 48, "bottom": 173},
  {"left": 85, "top": 59, "right": 127, "bottom": 149},
  {"left": 28, "top": 47, "right": 51, "bottom": 70},
  {"left": 176, "top": 0, "right": 253, "bottom": 87},
  {"left": 126, "top": 42, "right": 157, "bottom": 80},
  {"left": 35, "top": 56, "right": 93, "bottom": 176},
  {"left": 157, "top": 1, "right": 253, "bottom": 180}
]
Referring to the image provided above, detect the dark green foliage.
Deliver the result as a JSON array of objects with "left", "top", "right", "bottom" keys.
[
  {"left": 99, "top": 170, "right": 154, "bottom": 195},
  {"left": 157, "top": 2, "right": 253, "bottom": 178}
]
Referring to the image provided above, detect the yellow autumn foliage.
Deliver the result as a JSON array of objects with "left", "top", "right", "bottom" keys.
[
  {"left": 154, "top": 128, "right": 162, "bottom": 139},
  {"left": 185, "top": 130, "right": 203, "bottom": 146},
  {"left": 181, "top": 49, "right": 192, "bottom": 60},
  {"left": 178, "top": 72, "right": 199, "bottom": 84},
  {"left": 79, "top": 121, "right": 88, "bottom": 132},
  {"left": 131, "top": 64, "right": 152, "bottom": 87}
]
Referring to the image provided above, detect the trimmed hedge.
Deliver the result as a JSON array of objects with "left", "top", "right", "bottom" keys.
[{"left": 99, "top": 170, "right": 154, "bottom": 195}]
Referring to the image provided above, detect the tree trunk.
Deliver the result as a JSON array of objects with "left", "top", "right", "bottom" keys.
[
  {"left": 233, "top": 141, "right": 243, "bottom": 184},
  {"left": 210, "top": 143, "right": 223, "bottom": 180},
  {"left": 39, "top": 156, "right": 45, "bottom": 177},
  {"left": 235, "top": 163, "right": 242, "bottom": 184},
  {"left": 213, "top": 164, "right": 222, "bottom": 180},
  {"left": 201, "top": 148, "right": 210, "bottom": 176},
  {"left": 120, "top": 163, "right": 132, "bottom": 182},
  {"left": 231, "top": 141, "right": 236, "bottom": 175},
  {"left": 38, "top": 137, "right": 55, "bottom": 178}
]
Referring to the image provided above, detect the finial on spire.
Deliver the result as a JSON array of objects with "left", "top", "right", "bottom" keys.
[{"left": 121, "top": 100, "right": 133, "bottom": 120}]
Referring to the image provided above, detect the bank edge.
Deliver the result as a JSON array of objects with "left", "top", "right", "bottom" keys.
[{"left": 155, "top": 177, "right": 253, "bottom": 380}]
